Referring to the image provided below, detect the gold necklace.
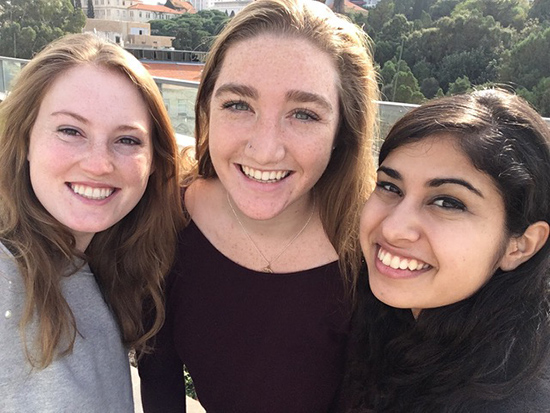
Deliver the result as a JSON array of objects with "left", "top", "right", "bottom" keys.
[{"left": 226, "top": 191, "right": 315, "bottom": 273}]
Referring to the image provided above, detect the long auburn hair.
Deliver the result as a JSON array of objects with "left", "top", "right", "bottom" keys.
[
  {"left": 0, "top": 33, "right": 183, "bottom": 367},
  {"left": 344, "top": 89, "right": 550, "bottom": 412},
  {"left": 184, "top": 0, "right": 379, "bottom": 293}
]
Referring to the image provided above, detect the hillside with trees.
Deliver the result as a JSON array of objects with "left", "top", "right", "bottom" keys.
[
  {"left": 0, "top": 0, "right": 85, "bottom": 59},
  {"left": 150, "top": 10, "right": 229, "bottom": 52},
  {"left": 346, "top": 0, "right": 550, "bottom": 115}
]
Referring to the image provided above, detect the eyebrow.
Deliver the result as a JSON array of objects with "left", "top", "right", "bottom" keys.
[
  {"left": 214, "top": 83, "right": 334, "bottom": 113},
  {"left": 52, "top": 110, "right": 89, "bottom": 124},
  {"left": 286, "top": 90, "right": 334, "bottom": 113},
  {"left": 377, "top": 166, "right": 484, "bottom": 198},
  {"left": 214, "top": 83, "right": 258, "bottom": 99},
  {"left": 51, "top": 110, "right": 149, "bottom": 134}
]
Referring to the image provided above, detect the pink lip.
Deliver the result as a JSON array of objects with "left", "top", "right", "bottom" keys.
[
  {"left": 235, "top": 164, "right": 289, "bottom": 192},
  {"left": 371, "top": 244, "right": 431, "bottom": 280},
  {"left": 65, "top": 182, "right": 118, "bottom": 204}
]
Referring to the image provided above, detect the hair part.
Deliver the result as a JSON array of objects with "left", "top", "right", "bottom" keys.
[
  {"left": 186, "top": 0, "right": 379, "bottom": 294},
  {"left": 0, "top": 33, "right": 183, "bottom": 367}
]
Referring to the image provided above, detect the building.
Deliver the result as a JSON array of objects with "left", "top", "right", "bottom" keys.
[
  {"left": 165, "top": 0, "right": 198, "bottom": 12},
  {"left": 83, "top": 19, "right": 175, "bottom": 48},
  {"left": 83, "top": 0, "right": 194, "bottom": 22},
  {"left": 207, "top": 0, "right": 252, "bottom": 15},
  {"left": 128, "top": 3, "right": 185, "bottom": 22}
]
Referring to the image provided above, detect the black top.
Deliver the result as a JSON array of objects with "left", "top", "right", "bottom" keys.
[{"left": 139, "top": 221, "right": 351, "bottom": 413}]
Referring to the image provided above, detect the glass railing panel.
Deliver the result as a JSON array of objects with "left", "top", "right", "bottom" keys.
[
  {"left": 0, "top": 57, "right": 27, "bottom": 98},
  {"left": 1, "top": 55, "right": 549, "bottom": 140},
  {"left": 154, "top": 77, "right": 199, "bottom": 141}
]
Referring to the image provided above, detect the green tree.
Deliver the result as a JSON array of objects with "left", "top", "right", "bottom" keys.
[
  {"left": 367, "top": 0, "right": 395, "bottom": 33},
  {"left": 528, "top": 0, "right": 550, "bottom": 22},
  {"left": 0, "top": 0, "right": 85, "bottom": 58},
  {"left": 532, "top": 77, "right": 550, "bottom": 117},
  {"left": 500, "top": 26, "right": 550, "bottom": 90},
  {"left": 429, "top": 0, "right": 461, "bottom": 19},
  {"left": 385, "top": 60, "right": 425, "bottom": 103},
  {"left": 454, "top": 0, "right": 529, "bottom": 29},
  {"left": 150, "top": 10, "right": 229, "bottom": 52},
  {"left": 379, "top": 59, "right": 397, "bottom": 86},
  {"left": 420, "top": 76, "right": 440, "bottom": 98},
  {"left": 447, "top": 75, "right": 472, "bottom": 94}
]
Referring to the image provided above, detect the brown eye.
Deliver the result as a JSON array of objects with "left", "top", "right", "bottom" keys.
[{"left": 432, "top": 197, "right": 466, "bottom": 211}]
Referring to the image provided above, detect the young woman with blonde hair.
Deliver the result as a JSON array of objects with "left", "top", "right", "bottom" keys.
[{"left": 139, "top": 0, "right": 379, "bottom": 411}]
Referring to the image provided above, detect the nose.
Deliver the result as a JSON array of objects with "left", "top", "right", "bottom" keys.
[
  {"left": 79, "top": 140, "right": 115, "bottom": 176},
  {"left": 244, "top": 114, "right": 285, "bottom": 165},
  {"left": 380, "top": 200, "right": 422, "bottom": 245}
]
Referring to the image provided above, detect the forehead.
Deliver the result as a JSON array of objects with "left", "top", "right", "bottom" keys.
[
  {"left": 382, "top": 136, "right": 478, "bottom": 178},
  {"left": 40, "top": 64, "right": 148, "bottom": 112},
  {"left": 214, "top": 34, "right": 340, "bottom": 99}
]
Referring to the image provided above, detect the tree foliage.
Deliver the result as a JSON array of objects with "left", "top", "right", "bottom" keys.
[
  {"left": 0, "top": 0, "right": 85, "bottom": 59},
  {"left": 351, "top": 0, "right": 550, "bottom": 116},
  {"left": 150, "top": 10, "right": 229, "bottom": 52}
]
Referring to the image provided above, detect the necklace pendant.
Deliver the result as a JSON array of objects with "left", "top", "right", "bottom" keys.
[{"left": 262, "top": 265, "right": 274, "bottom": 273}]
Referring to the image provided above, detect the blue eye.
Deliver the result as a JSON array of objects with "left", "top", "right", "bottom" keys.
[
  {"left": 58, "top": 127, "right": 81, "bottom": 136},
  {"left": 291, "top": 109, "right": 320, "bottom": 121},
  {"left": 118, "top": 137, "right": 141, "bottom": 145},
  {"left": 432, "top": 197, "right": 466, "bottom": 211},
  {"left": 222, "top": 100, "right": 250, "bottom": 111},
  {"left": 376, "top": 181, "right": 402, "bottom": 196}
]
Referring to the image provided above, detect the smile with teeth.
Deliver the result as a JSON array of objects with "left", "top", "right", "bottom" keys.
[
  {"left": 377, "top": 247, "right": 431, "bottom": 271},
  {"left": 241, "top": 165, "right": 290, "bottom": 183},
  {"left": 70, "top": 183, "right": 115, "bottom": 200}
]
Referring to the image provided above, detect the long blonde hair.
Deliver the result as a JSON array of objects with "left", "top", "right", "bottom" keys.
[
  {"left": 188, "top": 0, "right": 379, "bottom": 293},
  {"left": 0, "top": 33, "right": 183, "bottom": 367}
]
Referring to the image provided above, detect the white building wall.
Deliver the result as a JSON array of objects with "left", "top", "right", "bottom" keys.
[
  {"left": 208, "top": 0, "right": 252, "bottom": 15},
  {"left": 83, "top": 0, "right": 181, "bottom": 22},
  {"left": 188, "top": 0, "right": 212, "bottom": 11}
]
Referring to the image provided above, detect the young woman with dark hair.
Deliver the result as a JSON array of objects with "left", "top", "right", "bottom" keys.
[{"left": 341, "top": 89, "right": 550, "bottom": 412}]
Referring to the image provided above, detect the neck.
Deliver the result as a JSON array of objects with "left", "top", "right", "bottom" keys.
[{"left": 227, "top": 193, "right": 316, "bottom": 237}]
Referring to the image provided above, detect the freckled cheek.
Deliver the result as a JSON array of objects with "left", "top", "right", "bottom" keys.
[{"left": 124, "top": 156, "right": 154, "bottom": 182}]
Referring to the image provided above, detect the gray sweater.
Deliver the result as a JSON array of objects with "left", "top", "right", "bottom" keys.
[{"left": 0, "top": 242, "right": 134, "bottom": 412}]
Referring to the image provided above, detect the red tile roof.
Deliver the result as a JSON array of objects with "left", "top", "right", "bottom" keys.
[
  {"left": 168, "top": 0, "right": 196, "bottom": 12},
  {"left": 345, "top": 0, "right": 367, "bottom": 12},
  {"left": 143, "top": 61, "right": 204, "bottom": 82}
]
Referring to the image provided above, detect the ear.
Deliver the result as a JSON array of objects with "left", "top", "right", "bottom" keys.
[{"left": 499, "top": 221, "right": 550, "bottom": 271}]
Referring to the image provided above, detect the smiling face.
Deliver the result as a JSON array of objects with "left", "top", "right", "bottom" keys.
[
  {"left": 27, "top": 64, "right": 153, "bottom": 251},
  {"left": 208, "top": 34, "right": 340, "bottom": 219},
  {"left": 360, "top": 136, "right": 513, "bottom": 316}
]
